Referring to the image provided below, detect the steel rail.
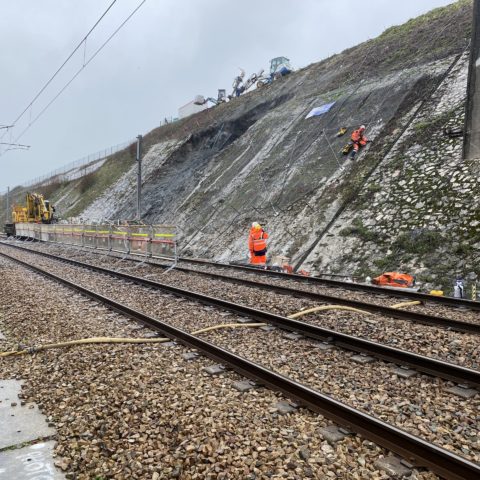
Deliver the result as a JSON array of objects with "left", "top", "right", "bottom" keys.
[
  {"left": 5, "top": 242, "right": 480, "bottom": 335},
  {"left": 1, "top": 246, "right": 480, "bottom": 388},
  {"left": 170, "top": 269, "right": 480, "bottom": 334},
  {"left": 179, "top": 256, "right": 480, "bottom": 311},
  {"left": 1, "top": 251, "right": 479, "bottom": 480},
  {"left": 7, "top": 239, "right": 479, "bottom": 310}
]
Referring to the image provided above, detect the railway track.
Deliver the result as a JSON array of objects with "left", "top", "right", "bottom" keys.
[
  {"left": 5, "top": 228, "right": 476, "bottom": 313},
  {"left": 14, "top": 240, "right": 480, "bottom": 325},
  {"left": 0, "top": 249, "right": 479, "bottom": 480},
  {"left": 1, "top": 243, "right": 479, "bottom": 385},
  {"left": 5, "top": 242, "right": 480, "bottom": 335},
  {"left": 177, "top": 256, "right": 480, "bottom": 311}
]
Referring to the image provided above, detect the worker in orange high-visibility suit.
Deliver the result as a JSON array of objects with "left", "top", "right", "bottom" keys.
[
  {"left": 349, "top": 125, "right": 368, "bottom": 159},
  {"left": 248, "top": 222, "right": 269, "bottom": 267}
]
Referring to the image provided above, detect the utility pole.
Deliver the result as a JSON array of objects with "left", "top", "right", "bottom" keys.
[
  {"left": 136, "top": 135, "right": 143, "bottom": 220},
  {"left": 6, "top": 186, "right": 10, "bottom": 222},
  {"left": 464, "top": 0, "right": 480, "bottom": 159}
]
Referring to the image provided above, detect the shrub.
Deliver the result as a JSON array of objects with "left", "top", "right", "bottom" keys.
[
  {"left": 392, "top": 229, "right": 443, "bottom": 255},
  {"left": 454, "top": 242, "right": 474, "bottom": 256},
  {"left": 38, "top": 180, "right": 67, "bottom": 198},
  {"left": 339, "top": 218, "right": 377, "bottom": 242},
  {"left": 366, "top": 183, "right": 382, "bottom": 194},
  {"left": 78, "top": 172, "right": 96, "bottom": 194}
]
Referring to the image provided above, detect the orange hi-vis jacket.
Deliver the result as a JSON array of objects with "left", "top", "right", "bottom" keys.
[
  {"left": 249, "top": 227, "right": 269, "bottom": 265},
  {"left": 249, "top": 228, "right": 269, "bottom": 256},
  {"left": 351, "top": 129, "right": 368, "bottom": 146}
]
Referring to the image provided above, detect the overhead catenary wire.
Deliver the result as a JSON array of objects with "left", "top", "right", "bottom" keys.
[
  {"left": 7, "top": 0, "right": 147, "bottom": 147},
  {"left": 0, "top": 142, "right": 30, "bottom": 148},
  {"left": 0, "top": 0, "right": 118, "bottom": 143}
]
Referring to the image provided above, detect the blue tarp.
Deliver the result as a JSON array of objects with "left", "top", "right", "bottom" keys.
[{"left": 305, "top": 102, "right": 336, "bottom": 119}]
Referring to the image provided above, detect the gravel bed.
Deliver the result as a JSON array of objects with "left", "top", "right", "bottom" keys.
[
  {"left": 201, "top": 327, "right": 480, "bottom": 463},
  {"left": 0, "top": 258, "right": 440, "bottom": 480},
  {"left": 177, "top": 261, "right": 480, "bottom": 323},
  {"left": 5, "top": 243, "right": 480, "bottom": 369},
  {"left": 1, "top": 249, "right": 479, "bottom": 465},
  {"left": 13, "top": 242, "right": 480, "bottom": 323}
]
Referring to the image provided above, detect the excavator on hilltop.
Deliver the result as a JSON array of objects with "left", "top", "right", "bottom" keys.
[
  {"left": 4, "top": 192, "right": 55, "bottom": 236},
  {"left": 230, "top": 57, "right": 293, "bottom": 98}
]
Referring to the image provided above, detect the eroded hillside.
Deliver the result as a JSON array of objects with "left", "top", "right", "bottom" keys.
[{"left": 3, "top": 0, "right": 477, "bottom": 291}]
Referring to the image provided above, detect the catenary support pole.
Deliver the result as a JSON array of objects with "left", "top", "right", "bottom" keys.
[
  {"left": 6, "top": 186, "right": 10, "bottom": 220},
  {"left": 463, "top": 0, "right": 480, "bottom": 160},
  {"left": 136, "top": 134, "right": 143, "bottom": 220}
]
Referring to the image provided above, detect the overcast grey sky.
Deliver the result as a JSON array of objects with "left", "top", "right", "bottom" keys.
[{"left": 0, "top": 0, "right": 457, "bottom": 191}]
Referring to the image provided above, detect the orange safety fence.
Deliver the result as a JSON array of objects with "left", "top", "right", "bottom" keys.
[{"left": 12, "top": 223, "right": 177, "bottom": 262}]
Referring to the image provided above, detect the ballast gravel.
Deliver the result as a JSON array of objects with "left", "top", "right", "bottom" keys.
[
  {"left": 0, "top": 259, "right": 441, "bottom": 480},
  {"left": 4, "top": 243, "right": 480, "bottom": 370},
  {"left": 1, "top": 247, "right": 479, "bottom": 465},
  {"left": 22, "top": 242, "right": 480, "bottom": 324}
]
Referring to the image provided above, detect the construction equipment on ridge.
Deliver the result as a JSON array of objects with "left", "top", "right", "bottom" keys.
[
  {"left": 230, "top": 57, "right": 292, "bottom": 98},
  {"left": 194, "top": 90, "right": 227, "bottom": 107}
]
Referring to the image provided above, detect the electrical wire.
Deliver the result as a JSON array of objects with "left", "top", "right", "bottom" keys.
[
  {"left": 10, "top": 0, "right": 147, "bottom": 146},
  {"left": 0, "top": 142, "right": 29, "bottom": 148},
  {"left": 0, "top": 0, "right": 118, "bottom": 143}
]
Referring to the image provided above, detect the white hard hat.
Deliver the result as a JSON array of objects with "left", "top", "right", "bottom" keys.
[
  {"left": 252, "top": 222, "right": 260, "bottom": 228},
  {"left": 360, "top": 125, "right": 366, "bottom": 130}
]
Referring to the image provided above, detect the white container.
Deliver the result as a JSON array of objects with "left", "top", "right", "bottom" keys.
[{"left": 178, "top": 100, "right": 208, "bottom": 119}]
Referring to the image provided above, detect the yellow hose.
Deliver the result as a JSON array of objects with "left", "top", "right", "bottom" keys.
[
  {"left": 193, "top": 322, "right": 266, "bottom": 334},
  {"left": 390, "top": 300, "right": 421, "bottom": 309},
  {"left": 0, "top": 322, "right": 266, "bottom": 358},
  {"left": 6, "top": 300, "right": 420, "bottom": 358},
  {"left": 287, "top": 305, "right": 372, "bottom": 319}
]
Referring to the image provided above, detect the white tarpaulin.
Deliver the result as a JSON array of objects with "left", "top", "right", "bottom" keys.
[{"left": 305, "top": 102, "right": 336, "bottom": 119}]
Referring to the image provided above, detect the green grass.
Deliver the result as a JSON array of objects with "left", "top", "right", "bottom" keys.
[
  {"left": 366, "top": 183, "right": 382, "bottom": 194},
  {"left": 78, "top": 172, "right": 96, "bottom": 194},
  {"left": 392, "top": 230, "right": 443, "bottom": 255},
  {"left": 64, "top": 148, "right": 135, "bottom": 218},
  {"left": 413, "top": 121, "right": 430, "bottom": 132},
  {"left": 339, "top": 218, "right": 376, "bottom": 242},
  {"left": 377, "top": 0, "right": 470, "bottom": 42},
  {"left": 373, "top": 254, "right": 400, "bottom": 271},
  {"left": 410, "top": 105, "right": 463, "bottom": 144}
]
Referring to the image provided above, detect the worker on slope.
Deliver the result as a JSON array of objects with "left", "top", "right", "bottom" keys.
[
  {"left": 248, "top": 222, "right": 269, "bottom": 267},
  {"left": 349, "top": 125, "right": 368, "bottom": 159}
]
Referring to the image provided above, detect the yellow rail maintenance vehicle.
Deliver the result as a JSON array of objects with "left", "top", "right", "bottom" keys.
[{"left": 4, "top": 192, "right": 56, "bottom": 236}]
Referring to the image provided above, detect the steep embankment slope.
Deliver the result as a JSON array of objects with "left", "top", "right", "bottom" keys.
[
  {"left": 302, "top": 52, "right": 477, "bottom": 286},
  {"left": 28, "top": 0, "right": 477, "bottom": 290}
]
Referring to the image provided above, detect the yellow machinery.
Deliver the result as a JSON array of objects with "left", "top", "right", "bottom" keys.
[
  {"left": 12, "top": 205, "right": 27, "bottom": 223},
  {"left": 11, "top": 193, "right": 55, "bottom": 224}
]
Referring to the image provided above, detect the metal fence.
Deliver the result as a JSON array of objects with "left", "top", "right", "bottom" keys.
[
  {"left": 13, "top": 223, "right": 177, "bottom": 262},
  {"left": 26, "top": 140, "right": 135, "bottom": 190},
  {"left": 0, "top": 139, "right": 136, "bottom": 201}
]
